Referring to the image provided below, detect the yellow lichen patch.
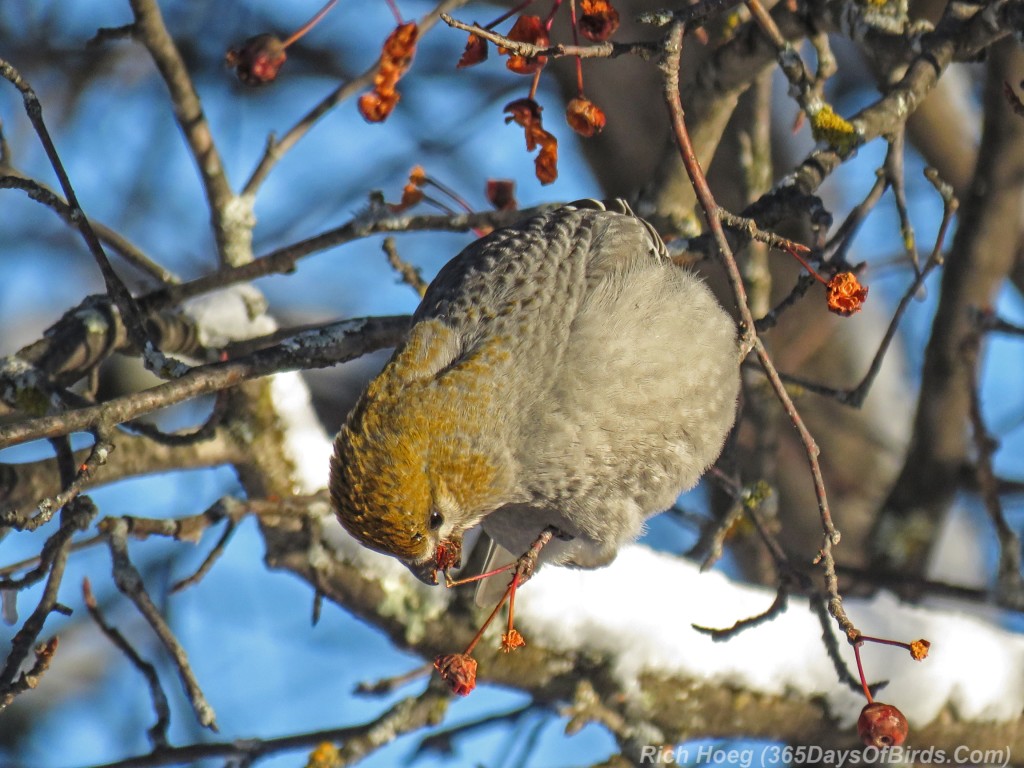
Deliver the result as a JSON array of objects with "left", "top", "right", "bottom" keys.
[
  {"left": 305, "top": 742, "right": 340, "bottom": 768},
  {"left": 810, "top": 105, "right": 858, "bottom": 156}
]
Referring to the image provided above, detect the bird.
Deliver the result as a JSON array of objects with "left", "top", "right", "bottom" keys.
[{"left": 330, "top": 198, "right": 740, "bottom": 586}]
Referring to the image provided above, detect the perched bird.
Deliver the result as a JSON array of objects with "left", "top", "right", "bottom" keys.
[{"left": 330, "top": 199, "right": 740, "bottom": 585}]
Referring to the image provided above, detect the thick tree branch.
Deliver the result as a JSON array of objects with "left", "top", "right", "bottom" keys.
[{"left": 0, "top": 316, "right": 410, "bottom": 450}]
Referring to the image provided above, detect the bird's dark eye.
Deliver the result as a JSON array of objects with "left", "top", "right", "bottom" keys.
[{"left": 428, "top": 510, "right": 444, "bottom": 530}]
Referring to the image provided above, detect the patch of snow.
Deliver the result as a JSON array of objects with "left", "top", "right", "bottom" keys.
[
  {"left": 515, "top": 545, "right": 1024, "bottom": 728},
  {"left": 183, "top": 284, "right": 276, "bottom": 348},
  {"left": 270, "top": 371, "right": 333, "bottom": 494}
]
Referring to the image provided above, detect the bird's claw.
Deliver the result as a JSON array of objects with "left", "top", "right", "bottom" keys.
[{"left": 512, "top": 527, "right": 558, "bottom": 586}]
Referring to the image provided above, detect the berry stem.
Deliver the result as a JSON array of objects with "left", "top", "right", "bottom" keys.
[
  {"left": 383, "top": 0, "right": 405, "bottom": 26},
  {"left": 859, "top": 634, "right": 912, "bottom": 653},
  {"left": 567, "top": 0, "right": 584, "bottom": 95},
  {"left": 528, "top": 68, "right": 542, "bottom": 100},
  {"left": 485, "top": 0, "right": 538, "bottom": 30},
  {"left": 507, "top": 572, "right": 521, "bottom": 633},
  {"left": 853, "top": 641, "right": 873, "bottom": 703},
  {"left": 422, "top": 175, "right": 476, "bottom": 216},
  {"left": 281, "top": 0, "right": 339, "bottom": 49},
  {"left": 445, "top": 562, "right": 516, "bottom": 588},
  {"left": 463, "top": 582, "right": 514, "bottom": 655},
  {"left": 544, "top": 0, "right": 563, "bottom": 28},
  {"left": 782, "top": 243, "right": 829, "bottom": 287}
]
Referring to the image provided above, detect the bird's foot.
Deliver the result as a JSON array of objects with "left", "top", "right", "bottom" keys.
[{"left": 512, "top": 527, "right": 558, "bottom": 585}]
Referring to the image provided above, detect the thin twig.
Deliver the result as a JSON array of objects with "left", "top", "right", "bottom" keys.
[
  {"left": 170, "top": 519, "right": 238, "bottom": 593},
  {"left": 0, "top": 174, "right": 179, "bottom": 284},
  {"left": 0, "top": 59, "right": 153, "bottom": 353},
  {"left": 0, "top": 534, "right": 104, "bottom": 579},
  {"left": 0, "top": 496, "right": 96, "bottom": 700},
  {"left": 382, "top": 237, "right": 428, "bottom": 297},
  {"left": 82, "top": 578, "right": 171, "bottom": 749},
  {"left": 128, "top": 0, "right": 243, "bottom": 266},
  {"left": 355, "top": 664, "right": 432, "bottom": 695},
  {"left": 821, "top": 169, "right": 888, "bottom": 268},
  {"left": 884, "top": 128, "right": 921, "bottom": 275},
  {"left": 104, "top": 517, "right": 218, "bottom": 730},
  {"left": 778, "top": 168, "right": 958, "bottom": 408},
  {"left": 441, "top": 13, "right": 658, "bottom": 60},
  {"left": 77, "top": 687, "right": 450, "bottom": 768},
  {"left": 964, "top": 329, "right": 1024, "bottom": 609},
  {"left": 140, "top": 205, "right": 554, "bottom": 312},
  {"left": 1, "top": 427, "right": 114, "bottom": 531},
  {"left": 123, "top": 389, "right": 229, "bottom": 447},
  {"left": 692, "top": 585, "right": 789, "bottom": 639}
]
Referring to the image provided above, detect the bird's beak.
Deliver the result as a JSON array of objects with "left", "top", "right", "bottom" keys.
[{"left": 407, "top": 559, "right": 439, "bottom": 585}]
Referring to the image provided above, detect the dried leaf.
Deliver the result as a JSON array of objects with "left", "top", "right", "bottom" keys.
[
  {"left": 458, "top": 32, "right": 488, "bottom": 68},
  {"left": 358, "top": 23, "right": 419, "bottom": 123},
  {"left": 501, "top": 15, "right": 549, "bottom": 75},
  {"left": 486, "top": 179, "right": 517, "bottom": 211},
  {"left": 534, "top": 131, "right": 558, "bottom": 184}
]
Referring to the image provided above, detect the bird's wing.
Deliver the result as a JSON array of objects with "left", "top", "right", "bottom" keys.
[{"left": 412, "top": 199, "right": 668, "bottom": 350}]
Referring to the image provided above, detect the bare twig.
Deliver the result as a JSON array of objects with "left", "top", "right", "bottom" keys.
[
  {"left": 440, "top": 13, "right": 658, "bottom": 60},
  {"left": 0, "top": 636, "right": 59, "bottom": 711},
  {"left": 1, "top": 427, "right": 114, "bottom": 531},
  {"left": 821, "top": 169, "right": 888, "bottom": 268},
  {"left": 0, "top": 59, "right": 153, "bottom": 353},
  {"left": 0, "top": 495, "right": 96, "bottom": 702},
  {"left": 127, "top": 0, "right": 245, "bottom": 267},
  {"left": 123, "top": 390, "right": 229, "bottom": 447},
  {"left": 964, "top": 330, "right": 1024, "bottom": 609},
  {"left": 382, "top": 237, "right": 428, "bottom": 297},
  {"left": 355, "top": 664, "right": 432, "bottom": 695},
  {"left": 82, "top": 578, "right": 171, "bottom": 749},
  {"left": 0, "top": 534, "right": 104, "bottom": 579},
  {"left": 778, "top": 173, "right": 957, "bottom": 408},
  {"left": 170, "top": 519, "right": 238, "bottom": 593},
  {"left": 692, "top": 585, "right": 789, "bottom": 639},
  {"left": 884, "top": 129, "right": 921, "bottom": 275},
  {"left": 0, "top": 174, "right": 179, "bottom": 284},
  {"left": 658, "top": 20, "right": 850, "bottom": 637},
  {"left": 103, "top": 517, "right": 218, "bottom": 731},
  {"left": 77, "top": 687, "right": 449, "bottom": 768}
]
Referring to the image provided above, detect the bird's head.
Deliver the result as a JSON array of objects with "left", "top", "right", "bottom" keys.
[{"left": 328, "top": 352, "right": 513, "bottom": 584}]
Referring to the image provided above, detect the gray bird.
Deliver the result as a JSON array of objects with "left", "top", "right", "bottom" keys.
[{"left": 330, "top": 198, "right": 740, "bottom": 585}]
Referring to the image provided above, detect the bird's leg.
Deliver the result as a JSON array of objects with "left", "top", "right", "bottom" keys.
[{"left": 512, "top": 527, "right": 556, "bottom": 585}]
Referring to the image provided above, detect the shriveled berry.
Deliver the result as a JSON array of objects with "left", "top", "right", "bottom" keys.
[
  {"left": 434, "top": 653, "right": 477, "bottom": 695},
  {"left": 857, "top": 702, "right": 909, "bottom": 747},
  {"left": 226, "top": 34, "right": 287, "bottom": 86}
]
